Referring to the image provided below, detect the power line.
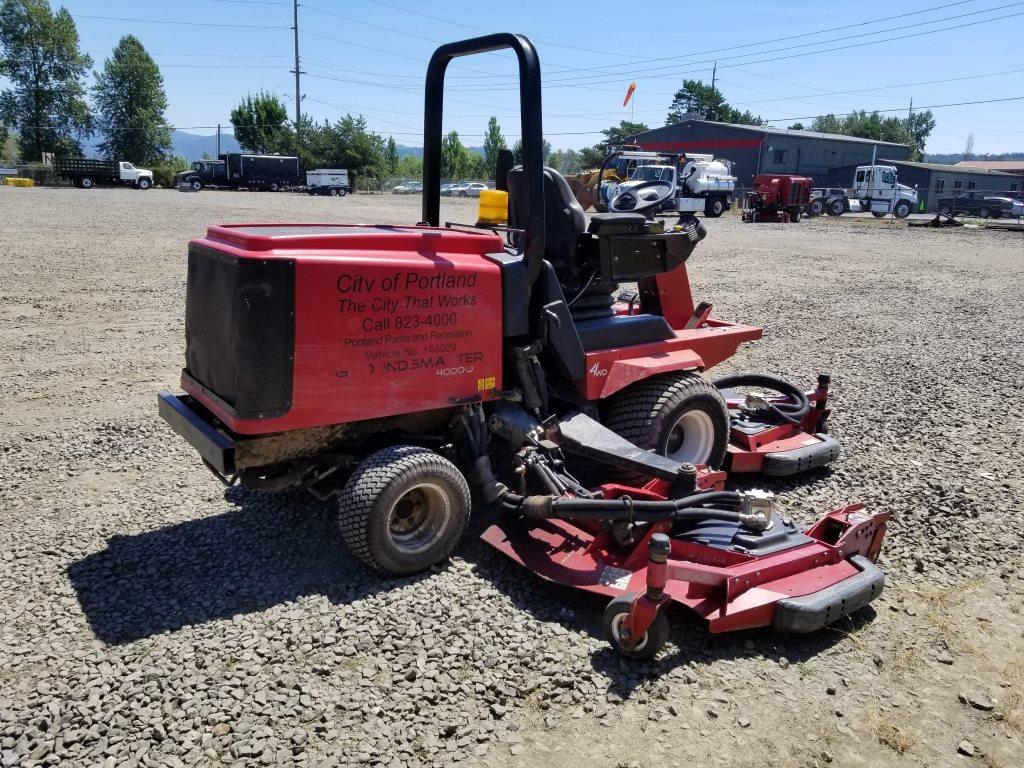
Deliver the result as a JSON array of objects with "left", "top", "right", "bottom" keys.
[
  {"left": 72, "top": 13, "right": 288, "bottom": 29},
  {"left": 451, "top": 6, "right": 1024, "bottom": 91}
]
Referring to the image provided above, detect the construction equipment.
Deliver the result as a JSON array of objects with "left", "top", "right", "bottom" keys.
[
  {"left": 159, "top": 33, "right": 887, "bottom": 660},
  {"left": 742, "top": 174, "right": 813, "bottom": 223},
  {"left": 597, "top": 147, "right": 736, "bottom": 218}
]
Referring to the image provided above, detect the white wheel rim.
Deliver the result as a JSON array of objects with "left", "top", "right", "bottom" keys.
[
  {"left": 386, "top": 482, "right": 451, "bottom": 555},
  {"left": 665, "top": 409, "right": 716, "bottom": 464},
  {"left": 610, "top": 612, "right": 649, "bottom": 651}
]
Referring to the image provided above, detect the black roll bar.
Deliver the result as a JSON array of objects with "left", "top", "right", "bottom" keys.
[{"left": 422, "top": 34, "right": 545, "bottom": 286}]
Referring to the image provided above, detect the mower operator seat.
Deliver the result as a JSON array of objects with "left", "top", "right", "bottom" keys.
[
  {"left": 505, "top": 164, "right": 677, "bottom": 361},
  {"left": 506, "top": 165, "right": 586, "bottom": 283}
]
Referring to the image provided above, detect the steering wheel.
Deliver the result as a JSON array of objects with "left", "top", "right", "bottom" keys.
[{"left": 608, "top": 179, "right": 676, "bottom": 216}]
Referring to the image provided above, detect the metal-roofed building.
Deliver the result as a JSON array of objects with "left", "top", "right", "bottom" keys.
[
  {"left": 822, "top": 159, "right": 1022, "bottom": 212},
  {"left": 953, "top": 160, "right": 1024, "bottom": 176},
  {"left": 629, "top": 119, "right": 911, "bottom": 188}
]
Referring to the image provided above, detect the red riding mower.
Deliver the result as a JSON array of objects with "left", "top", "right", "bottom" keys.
[{"left": 159, "top": 34, "right": 887, "bottom": 659}]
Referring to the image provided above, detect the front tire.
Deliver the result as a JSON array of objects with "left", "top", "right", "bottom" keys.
[
  {"left": 894, "top": 199, "right": 912, "bottom": 219},
  {"left": 604, "top": 371, "right": 729, "bottom": 473},
  {"left": 938, "top": 203, "right": 952, "bottom": 216},
  {"left": 809, "top": 199, "right": 824, "bottom": 217},
  {"left": 137, "top": 177, "right": 151, "bottom": 190},
  {"left": 789, "top": 207, "right": 802, "bottom": 223},
  {"left": 269, "top": 182, "right": 280, "bottom": 192},
  {"left": 978, "top": 206, "right": 991, "bottom": 219},
  {"left": 191, "top": 179, "right": 203, "bottom": 192},
  {"left": 337, "top": 446, "right": 471, "bottom": 576},
  {"left": 603, "top": 594, "right": 669, "bottom": 660}
]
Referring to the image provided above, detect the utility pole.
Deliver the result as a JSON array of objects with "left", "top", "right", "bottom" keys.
[
  {"left": 908, "top": 97, "right": 913, "bottom": 121},
  {"left": 292, "top": 0, "right": 302, "bottom": 149},
  {"left": 216, "top": 124, "right": 221, "bottom": 156},
  {"left": 711, "top": 61, "right": 717, "bottom": 91}
]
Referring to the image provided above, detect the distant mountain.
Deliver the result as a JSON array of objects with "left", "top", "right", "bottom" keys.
[
  {"left": 396, "top": 144, "right": 484, "bottom": 158},
  {"left": 79, "top": 130, "right": 242, "bottom": 161},
  {"left": 924, "top": 151, "right": 1024, "bottom": 164},
  {"left": 172, "top": 130, "right": 242, "bottom": 160}
]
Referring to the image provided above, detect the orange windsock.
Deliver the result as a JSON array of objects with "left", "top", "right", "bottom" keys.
[{"left": 622, "top": 82, "right": 637, "bottom": 107}]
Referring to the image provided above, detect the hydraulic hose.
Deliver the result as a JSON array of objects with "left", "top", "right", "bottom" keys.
[
  {"left": 499, "top": 489, "right": 769, "bottom": 530},
  {"left": 712, "top": 373, "right": 811, "bottom": 426}
]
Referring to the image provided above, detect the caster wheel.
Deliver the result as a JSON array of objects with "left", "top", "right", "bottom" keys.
[{"left": 603, "top": 593, "right": 669, "bottom": 660}]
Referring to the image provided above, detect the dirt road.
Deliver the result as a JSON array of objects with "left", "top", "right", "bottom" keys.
[{"left": 1, "top": 187, "right": 1021, "bottom": 768}]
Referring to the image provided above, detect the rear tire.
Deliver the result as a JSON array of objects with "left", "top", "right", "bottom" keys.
[
  {"left": 809, "top": 199, "right": 824, "bottom": 217},
  {"left": 827, "top": 198, "right": 844, "bottom": 216},
  {"left": 979, "top": 206, "right": 991, "bottom": 219},
  {"left": 338, "top": 187, "right": 347, "bottom": 196},
  {"left": 269, "top": 182, "right": 280, "bottom": 192},
  {"left": 329, "top": 187, "right": 339, "bottom": 196},
  {"left": 604, "top": 371, "right": 729, "bottom": 475},
  {"left": 704, "top": 196, "right": 726, "bottom": 217},
  {"left": 337, "top": 445, "right": 471, "bottom": 576},
  {"left": 789, "top": 207, "right": 802, "bottom": 223},
  {"left": 938, "top": 204, "right": 952, "bottom": 216},
  {"left": 872, "top": 211, "right": 887, "bottom": 218},
  {"left": 80, "top": 176, "right": 94, "bottom": 189},
  {"left": 603, "top": 593, "right": 669, "bottom": 660}
]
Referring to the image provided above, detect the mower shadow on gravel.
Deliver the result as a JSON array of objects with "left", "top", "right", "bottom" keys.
[{"left": 67, "top": 486, "right": 430, "bottom": 645}]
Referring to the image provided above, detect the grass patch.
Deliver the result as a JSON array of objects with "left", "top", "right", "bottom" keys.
[{"left": 872, "top": 718, "right": 916, "bottom": 755}]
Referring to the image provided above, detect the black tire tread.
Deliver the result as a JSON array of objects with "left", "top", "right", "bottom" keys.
[
  {"left": 337, "top": 445, "right": 470, "bottom": 575},
  {"left": 603, "top": 593, "right": 669, "bottom": 660},
  {"left": 603, "top": 371, "right": 728, "bottom": 478}
]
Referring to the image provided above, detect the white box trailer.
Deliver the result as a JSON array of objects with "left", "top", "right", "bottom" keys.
[{"left": 306, "top": 169, "right": 351, "bottom": 196}]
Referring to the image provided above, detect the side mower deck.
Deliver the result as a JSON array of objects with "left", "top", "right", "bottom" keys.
[{"left": 483, "top": 485, "right": 888, "bottom": 638}]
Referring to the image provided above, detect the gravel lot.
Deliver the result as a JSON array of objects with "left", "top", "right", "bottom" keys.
[{"left": 1, "top": 186, "right": 1022, "bottom": 768}]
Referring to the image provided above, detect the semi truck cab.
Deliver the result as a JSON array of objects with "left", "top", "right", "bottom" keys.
[
  {"left": 177, "top": 160, "right": 227, "bottom": 191},
  {"left": 850, "top": 165, "right": 918, "bottom": 217}
]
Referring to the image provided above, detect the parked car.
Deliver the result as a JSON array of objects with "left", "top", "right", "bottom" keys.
[
  {"left": 440, "top": 183, "right": 457, "bottom": 195},
  {"left": 392, "top": 181, "right": 423, "bottom": 195},
  {"left": 457, "top": 182, "right": 489, "bottom": 197},
  {"left": 443, "top": 182, "right": 469, "bottom": 196},
  {"left": 937, "top": 191, "right": 1023, "bottom": 218}
]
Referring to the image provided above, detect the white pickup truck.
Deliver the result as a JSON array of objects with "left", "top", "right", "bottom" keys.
[{"left": 810, "top": 164, "right": 918, "bottom": 218}]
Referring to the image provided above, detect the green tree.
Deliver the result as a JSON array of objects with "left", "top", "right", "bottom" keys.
[
  {"left": 904, "top": 111, "right": 936, "bottom": 161},
  {"left": 481, "top": 116, "right": 507, "bottom": 177},
  {"left": 510, "top": 137, "right": 552, "bottom": 166},
  {"left": 324, "top": 114, "right": 385, "bottom": 179},
  {"left": 395, "top": 154, "right": 423, "bottom": 179},
  {"left": 442, "top": 130, "right": 473, "bottom": 178},
  {"left": 788, "top": 122, "right": 805, "bottom": 130},
  {"left": 809, "top": 109, "right": 935, "bottom": 161},
  {"left": 384, "top": 135, "right": 399, "bottom": 176},
  {"left": 0, "top": 0, "right": 92, "bottom": 160},
  {"left": 579, "top": 120, "right": 649, "bottom": 167},
  {"left": 91, "top": 35, "right": 172, "bottom": 163},
  {"left": 230, "top": 92, "right": 291, "bottom": 154},
  {"left": 666, "top": 80, "right": 761, "bottom": 126}
]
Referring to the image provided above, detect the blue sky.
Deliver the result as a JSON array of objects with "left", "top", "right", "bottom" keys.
[{"left": 37, "top": 0, "right": 1024, "bottom": 153}]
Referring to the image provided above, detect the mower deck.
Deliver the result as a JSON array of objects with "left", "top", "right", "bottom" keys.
[{"left": 482, "top": 498, "right": 888, "bottom": 635}]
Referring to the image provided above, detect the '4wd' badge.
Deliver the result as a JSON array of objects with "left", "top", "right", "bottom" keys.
[{"left": 589, "top": 362, "right": 608, "bottom": 377}]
